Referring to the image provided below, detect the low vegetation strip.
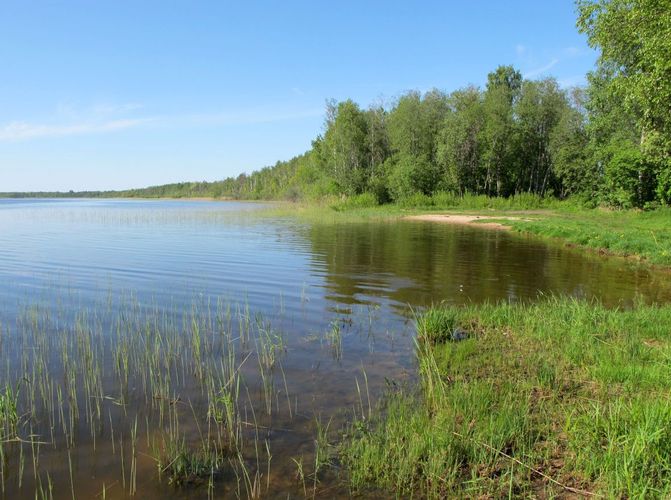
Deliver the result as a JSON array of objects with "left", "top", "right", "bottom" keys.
[
  {"left": 403, "top": 205, "right": 671, "bottom": 268},
  {"left": 340, "top": 298, "right": 671, "bottom": 498},
  {"left": 505, "top": 209, "right": 671, "bottom": 268}
]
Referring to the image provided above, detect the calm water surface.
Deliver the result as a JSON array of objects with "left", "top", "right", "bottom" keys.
[{"left": 0, "top": 198, "right": 668, "bottom": 498}]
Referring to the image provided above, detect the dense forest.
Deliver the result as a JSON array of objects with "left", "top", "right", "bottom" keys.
[
  {"left": 221, "top": 0, "right": 669, "bottom": 209},
  {"left": 4, "top": 0, "right": 670, "bottom": 210}
]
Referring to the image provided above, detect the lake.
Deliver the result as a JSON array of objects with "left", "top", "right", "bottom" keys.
[{"left": 0, "top": 198, "right": 668, "bottom": 498}]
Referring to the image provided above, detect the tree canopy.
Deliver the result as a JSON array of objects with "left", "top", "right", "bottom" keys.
[{"left": 578, "top": 0, "right": 671, "bottom": 204}]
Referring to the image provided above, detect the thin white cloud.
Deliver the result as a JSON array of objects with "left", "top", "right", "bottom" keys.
[
  {"left": 54, "top": 101, "right": 144, "bottom": 119},
  {"left": 523, "top": 58, "right": 560, "bottom": 78},
  {"left": 90, "top": 102, "right": 144, "bottom": 115},
  {"left": 515, "top": 44, "right": 527, "bottom": 57},
  {"left": 562, "top": 46, "right": 584, "bottom": 58},
  {"left": 0, "top": 118, "right": 154, "bottom": 141},
  {"left": 0, "top": 106, "right": 323, "bottom": 142},
  {"left": 179, "top": 108, "right": 324, "bottom": 127}
]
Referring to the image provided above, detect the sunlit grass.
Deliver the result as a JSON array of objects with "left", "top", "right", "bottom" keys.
[
  {"left": 507, "top": 208, "right": 671, "bottom": 266},
  {"left": 341, "top": 297, "right": 671, "bottom": 498}
]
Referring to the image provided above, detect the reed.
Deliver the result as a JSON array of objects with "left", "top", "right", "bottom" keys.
[{"left": 0, "top": 290, "right": 315, "bottom": 497}]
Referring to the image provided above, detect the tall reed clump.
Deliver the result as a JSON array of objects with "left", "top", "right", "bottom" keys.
[{"left": 341, "top": 297, "right": 671, "bottom": 498}]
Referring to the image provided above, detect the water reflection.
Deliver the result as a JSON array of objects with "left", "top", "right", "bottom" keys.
[{"left": 303, "top": 220, "right": 671, "bottom": 310}]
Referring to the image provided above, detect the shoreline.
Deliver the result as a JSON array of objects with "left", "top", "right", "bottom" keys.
[
  {"left": 403, "top": 213, "right": 528, "bottom": 230},
  {"left": 3, "top": 197, "right": 669, "bottom": 271},
  {"left": 400, "top": 210, "right": 670, "bottom": 272}
]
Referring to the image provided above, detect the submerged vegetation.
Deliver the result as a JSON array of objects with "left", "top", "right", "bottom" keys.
[
  {"left": 0, "top": 296, "right": 334, "bottom": 498},
  {"left": 342, "top": 298, "right": 671, "bottom": 498}
]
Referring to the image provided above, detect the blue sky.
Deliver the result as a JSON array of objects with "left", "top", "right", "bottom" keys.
[{"left": 1, "top": 1, "right": 597, "bottom": 192}]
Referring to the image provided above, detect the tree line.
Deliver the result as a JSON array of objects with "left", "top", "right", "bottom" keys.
[
  {"left": 199, "top": 1, "right": 669, "bottom": 209},
  {"left": 4, "top": 0, "right": 668, "bottom": 209},
  {"left": 209, "top": 0, "right": 671, "bottom": 207},
  {"left": 210, "top": 70, "right": 594, "bottom": 204}
]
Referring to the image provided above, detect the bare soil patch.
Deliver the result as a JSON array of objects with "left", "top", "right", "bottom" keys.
[{"left": 404, "top": 214, "right": 527, "bottom": 230}]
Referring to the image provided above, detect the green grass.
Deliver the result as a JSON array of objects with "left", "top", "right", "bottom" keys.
[
  {"left": 157, "top": 438, "right": 226, "bottom": 487},
  {"left": 341, "top": 298, "right": 671, "bottom": 498},
  {"left": 416, "top": 307, "right": 459, "bottom": 344},
  {"left": 0, "top": 385, "right": 19, "bottom": 440},
  {"left": 506, "top": 208, "right": 671, "bottom": 267}
]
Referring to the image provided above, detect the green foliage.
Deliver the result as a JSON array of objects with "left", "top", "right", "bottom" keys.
[
  {"left": 386, "top": 153, "right": 441, "bottom": 200},
  {"left": 320, "top": 99, "right": 371, "bottom": 195},
  {"left": 388, "top": 90, "right": 448, "bottom": 164},
  {"left": 436, "top": 86, "right": 485, "bottom": 194},
  {"left": 550, "top": 90, "right": 590, "bottom": 197},
  {"left": 481, "top": 66, "right": 521, "bottom": 196},
  {"left": 602, "top": 144, "right": 656, "bottom": 208},
  {"left": 429, "top": 192, "right": 561, "bottom": 210},
  {"left": 330, "top": 192, "right": 380, "bottom": 211},
  {"left": 578, "top": 0, "right": 671, "bottom": 206},
  {"left": 395, "top": 192, "right": 434, "bottom": 209},
  {"left": 515, "top": 78, "right": 569, "bottom": 196},
  {"left": 656, "top": 160, "right": 671, "bottom": 204},
  {"left": 386, "top": 155, "right": 416, "bottom": 200}
]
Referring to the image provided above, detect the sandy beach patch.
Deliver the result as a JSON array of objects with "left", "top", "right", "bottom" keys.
[{"left": 404, "top": 214, "right": 525, "bottom": 230}]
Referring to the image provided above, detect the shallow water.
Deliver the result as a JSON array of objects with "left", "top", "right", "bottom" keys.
[{"left": 0, "top": 198, "right": 668, "bottom": 498}]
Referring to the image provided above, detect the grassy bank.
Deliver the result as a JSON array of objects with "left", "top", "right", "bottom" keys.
[
  {"left": 254, "top": 192, "right": 566, "bottom": 223},
  {"left": 256, "top": 194, "right": 671, "bottom": 268},
  {"left": 341, "top": 298, "right": 671, "bottom": 498},
  {"left": 505, "top": 209, "right": 671, "bottom": 267}
]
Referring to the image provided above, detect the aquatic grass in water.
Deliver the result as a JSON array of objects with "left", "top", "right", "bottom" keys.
[
  {"left": 0, "top": 385, "right": 19, "bottom": 439},
  {"left": 325, "top": 319, "right": 343, "bottom": 360},
  {"left": 0, "top": 294, "right": 318, "bottom": 498},
  {"left": 0, "top": 283, "right": 411, "bottom": 498}
]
